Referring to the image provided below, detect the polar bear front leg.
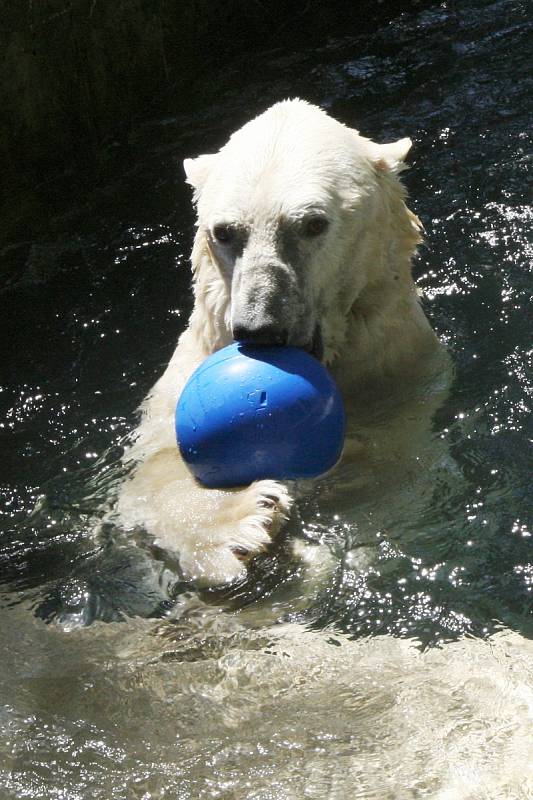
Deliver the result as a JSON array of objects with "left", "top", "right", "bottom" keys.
[{"left": 117, "top": 449, "right": 292, "bottom": 587}]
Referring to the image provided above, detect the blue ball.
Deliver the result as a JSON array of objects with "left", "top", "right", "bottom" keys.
[{"left": 175, "top": 343, "right": 345, "bottom": 488}]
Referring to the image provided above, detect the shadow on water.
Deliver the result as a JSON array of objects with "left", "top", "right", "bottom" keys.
[{"left": 0, "top": 0, "right": 532, "bottom": 796}]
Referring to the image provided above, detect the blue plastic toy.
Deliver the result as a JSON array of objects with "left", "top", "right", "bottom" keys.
[{"left": 175, "top": 343, "right": 345, "bottom": 488}]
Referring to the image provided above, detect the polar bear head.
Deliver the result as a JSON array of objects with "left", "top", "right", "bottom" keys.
[{"left": 184, "top": 99, "right": 421, "bottom": 364}]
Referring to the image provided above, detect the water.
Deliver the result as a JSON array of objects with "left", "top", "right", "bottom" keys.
[{"left": 1, "top": 0, "right": 532, "bottom": 797}]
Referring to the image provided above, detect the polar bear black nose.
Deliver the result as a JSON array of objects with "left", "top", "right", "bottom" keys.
[{"left": 232, "top": 323, "right": 288, "bottom": 346}]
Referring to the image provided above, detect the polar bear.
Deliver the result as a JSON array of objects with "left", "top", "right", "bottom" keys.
[{"left": 116, "top": 99, "right": 448, "bottom": 586}]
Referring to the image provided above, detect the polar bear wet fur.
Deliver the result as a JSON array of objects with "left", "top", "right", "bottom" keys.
[{"left": 117, "top": 99, "right": 446, "bottom": 586}]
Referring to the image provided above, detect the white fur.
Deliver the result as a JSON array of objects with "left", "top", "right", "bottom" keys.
[{"left": 117, "top": 99, "right": 449, "bottom": 586}]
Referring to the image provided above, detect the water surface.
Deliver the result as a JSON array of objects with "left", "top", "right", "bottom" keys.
[{"left": 1, "top": 1, "right": 532, "bottom": 797}]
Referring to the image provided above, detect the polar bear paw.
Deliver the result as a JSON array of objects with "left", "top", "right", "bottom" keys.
[
  {"left": 178, "top": 479, "right": 292, "bottom": 588},
  {"left": 231, "top": 479, "right": 292, "bottom": 556}
]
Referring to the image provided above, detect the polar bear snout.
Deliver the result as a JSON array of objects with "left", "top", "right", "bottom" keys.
[
  {"left": 230, "top": 285, "right": 316, "bottom": 351},
  {"left": 229, "top": 254, "right": 313, "bottom": 349}
]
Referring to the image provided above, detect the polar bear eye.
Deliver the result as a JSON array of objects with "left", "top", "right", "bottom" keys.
[
  {"left": 212, "top": 224, "right": 237, "bottom": 244},
  {"left": 302, "top": 216, "right": 329, "bottom": 238}
]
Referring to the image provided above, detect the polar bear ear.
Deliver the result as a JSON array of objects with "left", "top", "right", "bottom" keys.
[
  {"left": 372, "top": 137, "right": 412, "bottom": 174},
  {"left": 183, "top": 154, "right": 218, "bottom": 191}
]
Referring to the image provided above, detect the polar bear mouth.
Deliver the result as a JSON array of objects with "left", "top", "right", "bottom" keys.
[
  {"left": 232, "top": 320, "right": 323, "bottom": 361},
  {"left": 303, "top": 325, "right": 324, "bottom": 361}
]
